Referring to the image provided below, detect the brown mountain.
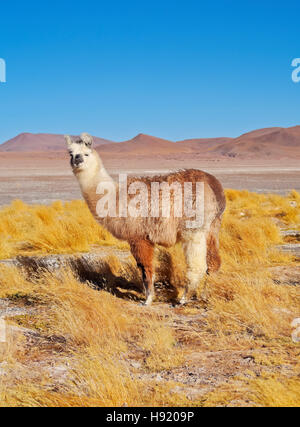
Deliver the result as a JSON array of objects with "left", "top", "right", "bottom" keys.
[
  {"left": 0, "top": 133, "right": 113, "bottom": 152},
  {"left": 210, "top": 126, "right": 300, "bottom": 158},
  {"left": 177, "top": 137, "right": 233, "bottom": 153},
  {"left": 1, "top": 126, "right": 300, "bottom": 159},
  {"left": 97, "top": 133, "right": 193, "bottom": 155}
]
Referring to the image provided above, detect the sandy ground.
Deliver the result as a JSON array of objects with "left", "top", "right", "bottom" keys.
[{"left": 0, "top": 153, "right": 300, "bottom": 206}]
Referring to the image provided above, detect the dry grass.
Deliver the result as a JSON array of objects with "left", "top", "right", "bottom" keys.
[
  {"left": 0, "top": 190, "right": 299, "bottom": 407},
  {"left": 225, "top": 189, "right": 300, "bottom": 225},
  {"left": 0, "top": 199, "right": 127, "bottom": 259},
  {"left": 203, "top": 270, "right": 300, "bottom": 349},
  {"left": 0, "top": 263, "right": 188, "bottom": 406},
  {"left": 0, "top": 265, "right": 186, "bottom": 406},
  {"left": 249, "top": 373, "right": 300, "bottom": 407},
  {"left": 0, "top": 190, "right": 298, "bottom": 261},
  {"left": 200, "top": 372, "right": 300, "bottom": 407}
]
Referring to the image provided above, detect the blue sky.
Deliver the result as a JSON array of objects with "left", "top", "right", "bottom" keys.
[{"left": 0, "top": 0, "right": 299, "bottom": 143}]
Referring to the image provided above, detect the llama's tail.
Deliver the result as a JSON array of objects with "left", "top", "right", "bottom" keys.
[{"left": 206, "top": 217, "right": 222, "bottom": 273}]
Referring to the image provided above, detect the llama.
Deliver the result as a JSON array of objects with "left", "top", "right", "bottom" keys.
[{"left": 65, "top": 133, "right": 226, "bottom": 305}]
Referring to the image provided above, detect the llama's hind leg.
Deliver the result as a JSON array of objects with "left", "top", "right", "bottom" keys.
[
  {"left": 206, "top": 217, "right": 222, "bottom": 274},
  {"left": 130, "top": 239, "right": 155, "bottom": 306},
  {"left": 181, "top": 230, "right": 207, "bottom": 303}
]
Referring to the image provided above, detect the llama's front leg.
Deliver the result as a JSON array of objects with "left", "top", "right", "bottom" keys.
[
  {"left": 139, "top": 264, "right": 155, "bottom": 306},
  {"left": 181, "top": 230, "right": 207, "bottom": 303},
  {"left": 130, "top": 240, "right": 155, "bottom": 306}
]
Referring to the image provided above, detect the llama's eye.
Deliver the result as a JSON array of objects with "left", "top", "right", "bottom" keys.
[{"left": 85, "top": 154, "right": 89, "bottom": 157}]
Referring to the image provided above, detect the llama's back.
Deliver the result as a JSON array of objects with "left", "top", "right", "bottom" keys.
[
  {"left": 99, "top": 169, "right": 225, "bottom": 247},
  {"left": 129, "top": 168, "right": 226, "bottom": 220}
]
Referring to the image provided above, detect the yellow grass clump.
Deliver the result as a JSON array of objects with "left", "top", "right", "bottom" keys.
[
  {"left": 225, "top": 189, "right": 300, "bottom": 225},
  {"left": 200, "top": 372, "right": 300, "bottom": 407},
  {"left": 203, "top": 270, "right": 300, "bottom": 349},
  {"left": 0, "top": 199, "right": 127, "bottom": 259}
]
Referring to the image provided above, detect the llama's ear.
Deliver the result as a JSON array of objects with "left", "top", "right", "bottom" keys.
[
  {"left": 81, "top": 133, "right": 93, "bottom": 148},
  {"left": 64, "top": 135, "right": 73, "bottom": 149}
]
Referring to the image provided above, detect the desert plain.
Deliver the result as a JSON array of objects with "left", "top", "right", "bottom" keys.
[{"left": 1, "top": 126, "right": 300, "bottom": 205}]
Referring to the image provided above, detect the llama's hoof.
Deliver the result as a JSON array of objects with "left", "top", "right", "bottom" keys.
[
  {"left": 139, "top": 298, "right": 153, "bottom": 307},
  {"left": 139, "top": 303, "right": 152, "bottom": 308},
  {"left": 179, "top": 296, "right": 187, "bottom": 305},
  {"left": 170, "top": 298, "right": 188, "bottom": 307},
  {"left": 139, "top": 302, "right": 148, "bottom": 307},
  {"left": 169, "top": 301, "right": 178, "bottom": 308},
  {"left": 144, "top": 294, "right": 154, "bottom": 306}
]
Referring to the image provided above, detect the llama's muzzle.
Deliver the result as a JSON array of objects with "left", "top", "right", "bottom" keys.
[{"left": 72, "top": 154, "right": 84, "bottom": 167}]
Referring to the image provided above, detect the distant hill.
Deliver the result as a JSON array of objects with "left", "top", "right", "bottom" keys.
[
  {"left": 0, "top": 133, "right": 113, "bottom": 152},
  {"left": 1, "top": 126, "right": 300, "bottom": 159},
  {"left": 210, "top": 126, "right": 300, "bottom": 158},
  {"left": 176, "top": 137, "right": 233, "bottom": 152},
  {"left": 98, "top": 133, "right": 193, "bottom": 155}
]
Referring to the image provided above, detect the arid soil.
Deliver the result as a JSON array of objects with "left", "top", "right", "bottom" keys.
[
  {"left": 1, "top": 125, "right": 300, "bottom": 205},
  {"left": 0, "top": 152, "right": 300, "bottom": 206}
]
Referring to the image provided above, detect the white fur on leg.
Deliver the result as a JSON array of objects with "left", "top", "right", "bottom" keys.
[
  {"left": 179, "top": 293, "right": 187, "bottom": 305},
  {"left": 144, "top": 293, "right": 154, "bottom": 306},
  {"left": 182, "top": 230, "right": 207, "bottom": 298},
  {"left": 144, "top": 274, "right": 155, "bottom": 306}
]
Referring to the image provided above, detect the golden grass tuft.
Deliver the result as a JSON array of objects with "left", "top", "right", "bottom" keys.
[
  {"left": 200, "top": 372, "right": 300, "bottom": 407},
  {"left": 0, "top": 199, "right": 127, "bottom": 259},
  {"left": 249, "top": 373, "right": 300, "bottom": 407},
  {"left": 225, "top": 189, "right": 300, "bottom": 225},
  {"left": 202, "top": 270, "right": 300, "bottom": 349}
]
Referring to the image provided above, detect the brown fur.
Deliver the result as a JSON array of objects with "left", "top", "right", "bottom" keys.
[{"left": 129, "top": 239, "right": 155, "bottom": 302}]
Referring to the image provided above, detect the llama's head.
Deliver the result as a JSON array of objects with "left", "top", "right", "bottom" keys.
[{"left": 65, "top": 133, "right": 99, "bottom": 174}]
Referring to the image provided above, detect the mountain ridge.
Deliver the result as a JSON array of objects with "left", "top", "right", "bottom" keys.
[{"left": 1, "top": 126, "right": 300, "bottom": 159}]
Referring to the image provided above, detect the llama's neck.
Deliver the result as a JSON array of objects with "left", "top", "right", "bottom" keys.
[{"left": 74, "top": 151, "right": 117, "bottom": 216}]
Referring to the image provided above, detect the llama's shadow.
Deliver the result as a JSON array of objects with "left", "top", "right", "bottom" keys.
[
  {"left": 70, "top": 258, "right": 178, "bottom": 303},
  {"left": 16, "top": 255, "right": 145, "bottom": 303},
  {"left": 16, "top": 252, "right": 180, "bottom": 304},
  {"left": 69, "top": 257, "right": 144, "bottom": 302}
]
